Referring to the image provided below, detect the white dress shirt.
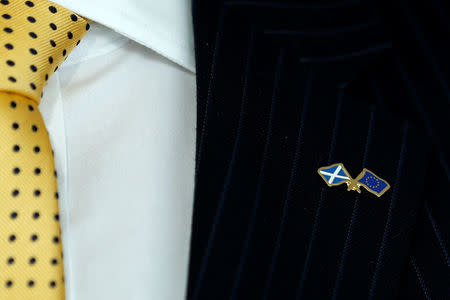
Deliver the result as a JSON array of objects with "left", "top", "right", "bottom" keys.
[{"left": 39, "top": 1, "right": 196, "bottom": 299}]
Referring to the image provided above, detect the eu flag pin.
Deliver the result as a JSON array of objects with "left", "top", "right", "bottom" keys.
[{"left": 317, "top": 163, "right": 390, "bottom": 197}]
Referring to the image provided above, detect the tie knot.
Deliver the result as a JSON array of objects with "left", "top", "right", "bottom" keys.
[{"left": 0, "top": 0, "right": 89, "bottom": 103}]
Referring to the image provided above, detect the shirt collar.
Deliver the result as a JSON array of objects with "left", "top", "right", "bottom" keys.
[{"left": 51, "top": 0, "right": 195, "bottom": 72}]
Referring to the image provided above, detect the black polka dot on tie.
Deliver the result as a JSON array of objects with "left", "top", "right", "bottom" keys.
[
  {"left": 6, "top": 280, "right": 13, "bottom": 288},
  {"left": 1, "top": 0, "right": 9, "bottom": 5},
  {"left": 86, "top": 23, "right": 90, "bottom": 30},
  {"left": 0, "top": 6, "right": 90, "bottom": 284}
]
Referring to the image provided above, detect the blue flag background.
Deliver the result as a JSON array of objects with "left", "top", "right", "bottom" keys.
[{"left": 357, "top": 170, "right": 389, "bottom": 195}]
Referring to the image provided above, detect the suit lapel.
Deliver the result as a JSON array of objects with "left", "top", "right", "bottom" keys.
[{"left": 188, "top": 1, "right": 431, "bottom": 299}]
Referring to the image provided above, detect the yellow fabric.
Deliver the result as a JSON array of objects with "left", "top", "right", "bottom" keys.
[
  {"left": 0, "top": 0, "right": 88, "bottom": 298},
  {"left": 0, "top": 0, "right": 89, "bottom": 103}
]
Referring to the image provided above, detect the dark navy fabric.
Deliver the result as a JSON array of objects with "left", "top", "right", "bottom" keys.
[{"left": 188, "top": 1, "right": 450, "bottom": 299}]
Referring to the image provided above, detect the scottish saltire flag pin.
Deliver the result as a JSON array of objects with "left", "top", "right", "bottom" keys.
[{"left": 317, "top": 163, "right": 390, "bottom": 197}]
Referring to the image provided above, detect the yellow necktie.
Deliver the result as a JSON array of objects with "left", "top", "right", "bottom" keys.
[{"left": 0, "top": 1, "right": 88, "bottom": 298}]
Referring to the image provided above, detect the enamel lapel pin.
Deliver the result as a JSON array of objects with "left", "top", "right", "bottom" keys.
[{"left": 317, "top": 163, "right": 390, "bottom": 197}]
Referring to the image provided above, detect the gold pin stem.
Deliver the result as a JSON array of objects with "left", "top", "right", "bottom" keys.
[{"left": 346, "top": 179, "right": 361, "bottom": 193}]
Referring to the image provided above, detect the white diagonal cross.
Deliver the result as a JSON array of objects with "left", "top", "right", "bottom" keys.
[{"left": 320, "top": 165, "right": 349, "bottom": 184}]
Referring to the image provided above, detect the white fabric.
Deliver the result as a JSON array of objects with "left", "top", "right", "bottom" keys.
[
  {"left": 51, "top": 0, "right": 195, "bottom": 72},
  {"left": 40, "top": 23, "right": 196, "bottom": 300}
]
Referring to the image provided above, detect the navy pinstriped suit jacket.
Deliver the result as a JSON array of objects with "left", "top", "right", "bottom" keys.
[{"left": 187, "top": 0, "right": 450, "bottom": 299}]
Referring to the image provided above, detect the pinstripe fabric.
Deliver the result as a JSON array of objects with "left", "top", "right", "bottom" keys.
[{"left": 188, "top": 0, "right": 450, "bottom": 299}]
